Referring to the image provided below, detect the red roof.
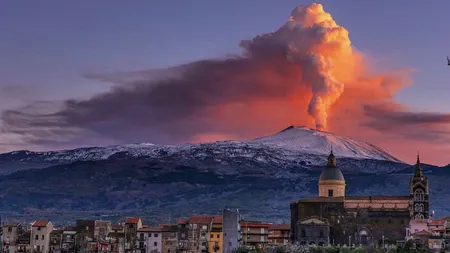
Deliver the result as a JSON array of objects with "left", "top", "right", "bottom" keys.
[
  {"left": 269, "top": 224, "right": 290, "bottom": 231},
  {"left": 240, "top": 222, "right": 271, "bottom": 228},
  {"left": 413, "top": 230, "right": 432, "bottom": 236},
  {"left": 177, "top": 218, "right": 188, "bottom": 225},
  {"left": 213, "top": 216, "right": 223, "bottom": 224},
  {"left": 112, "top": 225, "right": 123, "bottom": 230},
  {"left": 189, "top": 216, "right": 213, "bottom": 224},
  {"left": 138, "top": 227, "right": 162, "bottom": 232},
  {"left": 429, "top": 219, "right": 446, "bottom": 226},
  {"left": 32, "top": 221, "right": 49, "bottom": 227},
  {"left": 125, "top": 218, "right": 141, "bottom": 224}
]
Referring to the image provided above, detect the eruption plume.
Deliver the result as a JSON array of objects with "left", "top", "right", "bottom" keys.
[
  {"left": 242, "top": 4, "right": 351, "bottom": 130},
  {"left": 2, "top": 3, "right": 450, "bottom": 164}
]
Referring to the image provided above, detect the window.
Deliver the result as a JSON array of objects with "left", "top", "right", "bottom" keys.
[
  {"left": 210, "top": 234, "right": 214, "bottom": 238},
  {"left": 319, "top": 230, "right": 324, "bottom": 237},
  {"left": 181, "top": 233, "right": 185, "bottom": 239},
  {"left": 414, "top": 189, "right": 425, "bottom": 201},
  {"left": 140, "top": 234, "right": 144, "bottom": 241},
  {"left": 148, "top": 233, "right": 152, "bottom": 237},
  {"left": 328, "top": 189, "right": 334, "bottom": 197},
  {"left": 37, "top": 227, "right": 41, "bottom": 231},
  {"left": 8, "top": 227, "right": 12, "bottom": 232},
  {"left": 301, "top": 229, "right": 306, "bottom": 237},
  {"left": 37, "top": 246, "right": 40, "bottom": 251},
  {"left": 139, "top": 242, "right": 144, "bottom": 249},
  {"left": 42, "top": 235, "right": 44, "bottom": 240},
  {"left": 129, "top": 224, "right": 134, "bottom": 229},
  {"left": 415, "top": 203, "right": 424, "bottom": 212},
  {"left": 35, "top": 235, "right": 39, "bottom": 240},
  {"left": 154, "top": 242, "right": 157, "bottom": 247},
  {"left": 202, "top": 225, "right": 207, "bottom": 230},
  {"left": 154, "top": 233, "right": 158, "bottom": 237},
  {"left": 217, "top": 234, "right": 220, "bottom": 238},
  {"left": 168, "top": 250, "right": 171, "bottom": 253},
  {"left": 415, "top": 213, "right": 424, "bottom": 220}
]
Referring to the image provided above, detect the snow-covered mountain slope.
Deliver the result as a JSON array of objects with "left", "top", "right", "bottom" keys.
[
  {"left": 252, "top": 126, "right": 401, "bottom": 162},
  {"left": 0, "top": 126, "right": 404, "bottom": 175}
]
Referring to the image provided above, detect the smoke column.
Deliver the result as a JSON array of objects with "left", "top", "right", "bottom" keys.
[{"left": 243, "top": 4, "right": 352, "bottom": 130}]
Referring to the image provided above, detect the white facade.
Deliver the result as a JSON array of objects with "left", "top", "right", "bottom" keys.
[
  {"left": 30, "top": 221, "right": 54, "bottom": 253},
  {"left": 136, "top": 229, "right": 162, "bottom": 253}
]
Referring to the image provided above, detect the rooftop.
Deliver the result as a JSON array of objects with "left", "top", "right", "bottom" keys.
[
  {"left": 125, "top": 218, "right": 141, "bottom": 224},
  {"left": 32, "top": 221, "right": 49, "bottom": 227}
]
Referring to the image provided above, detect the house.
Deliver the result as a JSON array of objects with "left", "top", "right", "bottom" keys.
[
  {"left": 94, "top": 221, "right": 112, "bottom": 240},
  {"left": 208, "top": 216, "right": 223, "bottom": 253},
  {"left": 188, "top": 216, "right": 214, "bottom": 253},
  {"left": 136, "top": 227, "right": 162, "bottom": 253},
  {"left": 240, "top": 221, "right": 271, "bottom": 249},
  {"left": 2, "top": 222, "right": 23, "bottom": 253},
  {"left": 411, "top": 230, "right": 432, "bottom": 249},
  {"left": 161, "top": 225, "right": 178, "bottom": 253},
  {"left": 124, "top": 218, "right": 143, "bottom": 252},
  {"left": 49, "top": 230, "right": 63, "bottom": 253},
  {"left": 268, "top": 224, "right": 290, "bottom": 246},
  {"left": 177, "top": 219, "right": 189, "bottom": 253},
  {"left": 18, "top": 231, "right": 31, "bottom": 253},
  {"left": 222, "top": 209, "right": 241, "bottom": 253},
  {"left": 30, "top": 220, "right": 54, "bottom": 253},
  {"left": 107, "top": 231, "right": 125, "bottom": 253}
]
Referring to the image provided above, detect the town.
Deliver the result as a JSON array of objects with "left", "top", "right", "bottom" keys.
[{"left": 1, "top": 152, "right": 449, "bottom": 253}]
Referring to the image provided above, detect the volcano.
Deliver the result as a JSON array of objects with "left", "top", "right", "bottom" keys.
[
  {"left": 1, "top": 126, "right": 449, "bottom": 225},
  {"left": 252, "top": 126, "right": 401, "bottom": 162}
]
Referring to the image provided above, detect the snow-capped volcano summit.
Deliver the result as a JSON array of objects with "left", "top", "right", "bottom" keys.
[{"left": 252, "top": 125, "right": 401, "bottom": 162}]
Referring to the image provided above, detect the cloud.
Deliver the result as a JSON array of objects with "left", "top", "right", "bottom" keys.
[{"left": 1, "top": 3, "right": 449, "bottom": 164}]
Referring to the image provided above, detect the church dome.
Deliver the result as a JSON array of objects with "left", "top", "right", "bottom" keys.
[{"left": 319, "top": 151, "right": 345, "bottom": 182}]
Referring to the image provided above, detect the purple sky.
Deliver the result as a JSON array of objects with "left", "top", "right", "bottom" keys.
[{"left": 1, "top": 0, "right": 450, "bottom": 155}]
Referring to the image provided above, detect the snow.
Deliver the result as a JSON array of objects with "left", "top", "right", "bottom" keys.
[{"left": 251, "top": 126, "right": 401, "bottom": 162}]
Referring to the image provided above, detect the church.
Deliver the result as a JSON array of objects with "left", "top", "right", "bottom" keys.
[{"left": 290, "top": 151, "right": 429, "bottom": 247}]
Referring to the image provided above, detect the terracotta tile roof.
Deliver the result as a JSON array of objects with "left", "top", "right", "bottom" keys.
[
  {"left": 32, "top": 221, "right": 49, "bottom": 227},
  {"left": 412, "top": 230, "right": 432, "bottom": 236},
  {"left": 345, "top": 196, "right": 411, "bottom": 200},
  {"left": 112, "top": 225, "right": 123, "bottom": 230},
  {"left": 240, "top": 222, "right": 271, "bottom": 228},
  {"left": 438, "top": 216, "right": 450, "bottom": 221},
  {"left": 429, "top": 219, "right": 446, "bottom": 226},
  {"left": 138, "top": 227, "right": 162, "bottom": 232},
  {"left": 189, "top": 216, "right": 213, "bottom": 224},
  {"left": 125, "top": 218, "right": 141, "bottom": 224},
  {"left": 432, "top": 228, "right": 445, "bottom": 232},
  {"left": 213, "top": 216, "right": 223, "bottom": 224},
  {"left": 269, "top": 224, "right": 290, "bottom": 231},
  {"left": 177, "top": 218, "right": 188, "bottom": 225}
]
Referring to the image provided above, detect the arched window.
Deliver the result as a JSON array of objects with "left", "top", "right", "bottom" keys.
[
  {"left": 415, "top": 213, "right": 424, "bottom": 220},
  {"left": 414, "top": 203, "right": 424, "bottom": 212},
  {"left": 414, "top": 189, "right": 425, "bottom": 201}
]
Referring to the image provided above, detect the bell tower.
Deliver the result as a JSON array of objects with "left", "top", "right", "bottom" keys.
[{"left": 409, "top": 154, "right": 429, "bottom": 220}]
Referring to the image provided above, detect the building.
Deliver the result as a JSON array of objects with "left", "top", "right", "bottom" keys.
[
  {"left": 2, "top": 222, "right": 24, "bottom": 253},
  {"left": 222, "top": 209, "right": 241, "bottom": 253},
  {"left": 187, "top": 216, "right": 214, "bottom": 253},
  {"left": 268, "top": 224, "right": 290, "bottom": 246},
  {"left": 17, "top": 231, "right": 31, "bottom": 253},
  {"left": 161, "top": 225, "right": 178, "bottom": 253},
  {"left": 240, "top": 221, "right": 270, "bottom": 249},
  {"left": 290, "top": 152, "right": 428, "bottom": 247},
  {"left": 124, "top": 218, "right": 143, "bottom": 252},
  {"left": 94, "top": 221, "right": 112, "bottom": 240},
  {"left": 177, "top": 219, "right": 189, "bottom": 253},
  {"left": 30, "top": 220, "right": 54, "bottom": 253},
  {"left": 208, "top": 216, "right": 223, "bottom": 253},
  {"left": 136, "top": 227, "right": 162, "bottom": 253},
  {"left": 49, "top": 230, "right": 63, "bottom": 253},
  {"left": 296, "top": 217, "right": 330, "bottom": 246}
]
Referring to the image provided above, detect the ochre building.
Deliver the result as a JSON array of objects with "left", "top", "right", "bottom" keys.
[{"left": 290, "top": 151, "right": 429, "bottom": 247}]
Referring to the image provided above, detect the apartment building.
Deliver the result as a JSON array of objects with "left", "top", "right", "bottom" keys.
[
  {"left": 30, "top": 221, "right": 54, "bottom": 253},
  {"left": 240, "top": 221, "right": 271, "bottom": 249}
]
